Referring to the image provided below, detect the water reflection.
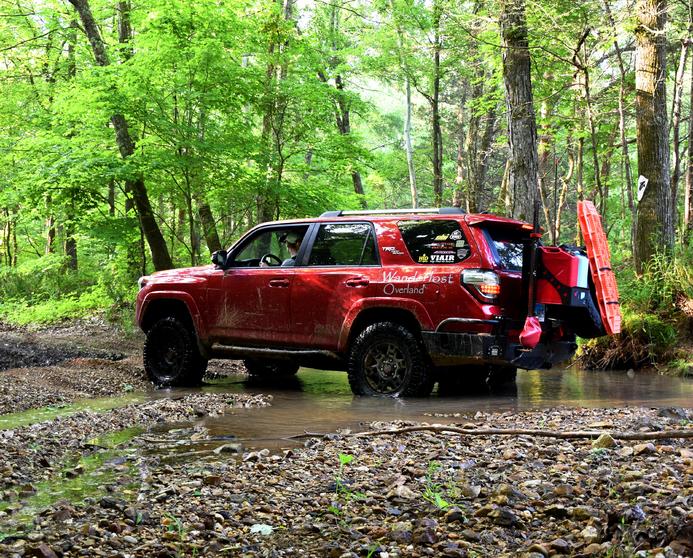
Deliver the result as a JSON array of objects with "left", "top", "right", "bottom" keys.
[{"left": 175, "top": 367, "right": 693, "bottom": 451}]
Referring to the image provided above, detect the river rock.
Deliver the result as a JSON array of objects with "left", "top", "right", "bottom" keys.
[{"left": 591, "top": 434, "right": 616, "bottom": 449}]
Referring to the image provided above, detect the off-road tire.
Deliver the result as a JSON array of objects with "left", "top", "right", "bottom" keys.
[
  {"left": 144, "top": 316, "right": 207, "bottom": 387},
  {"left": 243, "top": 359, "right": 299, "bottom": 377},
  {"left": 347, "top": 322, "right": 433, "bottom": 397}
]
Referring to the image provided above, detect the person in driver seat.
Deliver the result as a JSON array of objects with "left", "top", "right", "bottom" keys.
[{"left": 281, "top": 231, "right": 303, "bottom": 266}]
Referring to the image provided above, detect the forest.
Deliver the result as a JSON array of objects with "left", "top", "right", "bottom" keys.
[{"left": 0, "top": 0, "right": 691, "bottom": 370}]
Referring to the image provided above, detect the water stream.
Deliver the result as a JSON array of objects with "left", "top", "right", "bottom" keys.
[{"left": 157, "top": 367, "right": 693, "bottom": 452}]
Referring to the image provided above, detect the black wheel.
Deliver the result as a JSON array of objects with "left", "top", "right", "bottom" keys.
[
  {"left": 347, "top": 322, "right": 432, "bottom": 397},
  {"left": 143, "top": 316, "right": 208, "bottom": 386},
  {"left": 243, "top": 359, "right": 299, "bottom": 377}
]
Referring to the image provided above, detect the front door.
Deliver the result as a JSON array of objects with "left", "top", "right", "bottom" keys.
[{"left": 208, "top": 225, "right": 309, "bottom": 344}]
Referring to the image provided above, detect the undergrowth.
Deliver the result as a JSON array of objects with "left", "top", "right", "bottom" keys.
[
  {"left": 578, "top": 250, "right": 693, "bottom": 374},
  {"left": 0, "top": 253, "right": 137, "bottom": 326}
]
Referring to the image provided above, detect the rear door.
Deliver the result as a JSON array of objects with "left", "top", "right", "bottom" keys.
[{"left": 290, "top": 222, "right": 380, "bottom": 348}]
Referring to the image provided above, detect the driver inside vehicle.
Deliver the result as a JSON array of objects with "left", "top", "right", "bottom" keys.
[
  {"left": 280, "top": 231, "right": 303, "bottom": 266},
  {"left": 259, "top": 230, "right": 303, "bottom": 267}
]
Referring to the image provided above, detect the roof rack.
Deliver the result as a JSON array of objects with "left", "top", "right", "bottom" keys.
[{"left": 320, "top": 207, "right": 466, "bottom": 218}]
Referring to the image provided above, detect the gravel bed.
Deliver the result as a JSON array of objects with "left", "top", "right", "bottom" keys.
[
  {"left": 0, "top": 358, "right": 150, "bottom": 415},
  {"left": 0, "top": 407, "right": 690, "bottom": 558}
]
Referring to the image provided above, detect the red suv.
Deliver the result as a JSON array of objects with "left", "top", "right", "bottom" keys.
[{"left": 136, "top": 207, "right": 612, "bottom": 396}]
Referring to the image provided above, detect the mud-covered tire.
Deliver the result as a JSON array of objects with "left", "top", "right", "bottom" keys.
[
  {"left": 143, "top": 316, "right": 207, "bottom": 387},
  {"left": 243, "top": 359, "right": 299, "bottom": 377},
  {"left": 347, "top": 322, "right": 433, "bottom": 397}
]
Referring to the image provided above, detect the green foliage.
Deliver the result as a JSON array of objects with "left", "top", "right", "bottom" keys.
[{"left": 422, "top": 461, "right": 460, "bottom": 511}]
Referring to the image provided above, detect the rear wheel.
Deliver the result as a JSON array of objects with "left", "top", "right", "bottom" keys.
[
  {"left": 347, "top": 322, "right": 433, "bottom": 397},
  {"left": 144, "top": 316, "right": 207, "bottom": 386},
  {"left": 243, "top": 359, "right": 299, "bottom": 377}
]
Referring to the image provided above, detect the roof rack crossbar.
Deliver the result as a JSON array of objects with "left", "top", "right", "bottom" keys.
[{"left": 319, "top": 207, "right": 466, "bottom": 217}]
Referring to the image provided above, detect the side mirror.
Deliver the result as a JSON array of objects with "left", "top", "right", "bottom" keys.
[{"left": 211, "top": 249, "right": 228, "bottom": 267}]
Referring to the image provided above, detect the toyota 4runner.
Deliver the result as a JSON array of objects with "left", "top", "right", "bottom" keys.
[{"left": 136, "top": 207, "right": 615, "bottom": 396}]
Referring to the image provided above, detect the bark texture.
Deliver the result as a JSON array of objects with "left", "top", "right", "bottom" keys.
[
  {"left": 500, "top": 0, "right": 539, "bottom": 222},
  {"left": 634, "top": 0, "right": 673, "bottom": 272}
]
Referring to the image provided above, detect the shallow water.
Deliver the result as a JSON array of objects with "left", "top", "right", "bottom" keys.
[{"left": 155, "top": 367, "right": 693, "bottom": 452}]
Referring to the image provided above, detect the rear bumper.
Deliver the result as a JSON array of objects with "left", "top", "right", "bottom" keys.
[{"left": 421, "top": 331, "right": 577, "bottom": 370}]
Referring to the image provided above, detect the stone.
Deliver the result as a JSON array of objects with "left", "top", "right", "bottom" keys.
[
  {"left": 591, "top": 434, "right": 616, "bottom": 449},
  {"left": 527, "top": 544, "right": 549, "bottom": 556},
  {"left": 444, "top": 507, "right": 466, "bottom": 524},
  {"left": 203, "top": 475, "right": 222, "bottom": 486},
  {"left": 580, "top": 525, "right": 599, "bottom": 543},
  {"left": 633, "top": 443, "right": 656, "bottom": 455},
  {"left": 549, "top": 538, "right": 570, "bottom": 554},
  {"left": 488, "top": 508, "right": 519, "bottom": 527},
  {"left": 213, "top": 443, "right": 242, "bottom": 455}
]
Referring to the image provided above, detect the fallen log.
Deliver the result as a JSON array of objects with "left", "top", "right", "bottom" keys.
[{"left": 289, "top": 425, "right": 693, "bottom": 441}]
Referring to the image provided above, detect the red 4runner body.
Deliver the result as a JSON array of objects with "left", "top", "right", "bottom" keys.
[{"left": 135, "top": 207, "right": 614, "bottom": 396}]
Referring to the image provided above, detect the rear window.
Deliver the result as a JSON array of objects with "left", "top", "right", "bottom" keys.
[
  {"left": 484, "top": 228, "right": 527, "bottom": 271},
  {"left": 397, "top": 220, "right": 471, "bottom": 264}
]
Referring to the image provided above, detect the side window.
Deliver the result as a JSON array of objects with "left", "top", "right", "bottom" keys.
[
  {"left": 397, "top": 220, "right": 471, "bottom": 264},
  {"left": 308, "top": 223, "right": 378, "bottom": 266},
  {"left": 233, "top": 226, "right": 308, "bottom": 267}
]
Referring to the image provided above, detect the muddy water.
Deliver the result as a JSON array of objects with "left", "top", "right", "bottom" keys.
[{"left": 154, "top": 368, "right": 693, "bottom": 452}]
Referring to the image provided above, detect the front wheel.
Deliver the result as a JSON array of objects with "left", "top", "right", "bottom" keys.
[
  {"left": 143, "top": 316, "right": 207, "bottom": 387},
  {"left": 347, "top": 322, "right": 433, "bottom": 397}
]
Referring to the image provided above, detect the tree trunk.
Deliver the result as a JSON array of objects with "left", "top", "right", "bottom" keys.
[
  {"left": 671, "top": 36, "right": 691, "bottom": 218},
  {"left": 500, "top": 0, "right": 540, "bottom": 222},
  {"left": 390, "top": 0, "right": 418, "bottom": 208},
  {"left": 634, "top": 0, "right": 673, "bottom": 273},
  {"left": 686, "top": 46, "right": 693, "bottom": 242},
  {"left": 197, "top": 200, "right": 222, "bottom": 254},
  {"left": 68, "top": 0, "right": 172, "bottom": 271},
  {"left": 404, "top": 77, "right": 418, "bottom": 208},
  {"left": 431, "top": 0, "right": 443, "bottom": 207}
]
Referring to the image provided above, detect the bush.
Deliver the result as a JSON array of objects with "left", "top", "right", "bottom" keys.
[{"left": 578, "top": 250, "right": 693, "bottom": 372}]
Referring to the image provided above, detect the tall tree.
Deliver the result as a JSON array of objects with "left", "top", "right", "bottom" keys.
[
  {"left": 67, "top": 0, "right": 172, "bottom": 271},
  {"left": 633, "top": 0, "right": 673, "bottom": 272},
  {"left": 500, "top": 0, "right": 539, "bottom": 222}
]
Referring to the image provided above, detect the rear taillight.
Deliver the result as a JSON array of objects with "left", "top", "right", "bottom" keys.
[{"left": 461, "top": 269, "right": 500, "bottom": 301}]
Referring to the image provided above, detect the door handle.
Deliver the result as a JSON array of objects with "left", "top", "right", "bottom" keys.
[
  {"left": 345, "top": 277, "right": 369, "bottom": 287},
  {"left": 269, "top": 278, "right": 290, "bottom": 288}
]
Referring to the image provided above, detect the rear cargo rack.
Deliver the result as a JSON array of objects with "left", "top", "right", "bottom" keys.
[{"left": 320, "top": 207, "right": 466, "bottom": 217}]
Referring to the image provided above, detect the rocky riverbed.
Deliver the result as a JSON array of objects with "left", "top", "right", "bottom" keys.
[
  {"left": 1, "top": 321, "right": 691, "bottom": 557},
  {"left": 0, "top": 404, "right": 691, "bottom": 558}
]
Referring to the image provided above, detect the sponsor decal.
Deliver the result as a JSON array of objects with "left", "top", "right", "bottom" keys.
[
  {"left": 383, "top": 283, "right": 426, "bottom": 295},
  {"left": 429, "top": 242, "right": 454, "bottom": 250},
  {"left": 430, "top": 253, "right": 455, "bottom": 263},
  {"left": 449, "top": 230, "right": 463, "bottom": 241},
  {"left": 382, "top": 271, "right": 454, "bottom": 283},
  {"left": 382, "top": 246, "right": 404, "bottom": 255},
  {"left": 418, "top": 254, "right": 430, "bottom": 263},
  {"left": 457, "top": 248, "right": 470, "bottom": 259},
  {"left": 434, "top": 234, "right": 449, "bottom": 241},
  {"left": 455, "top": 240, "right": 466, "bottom": 247}
]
